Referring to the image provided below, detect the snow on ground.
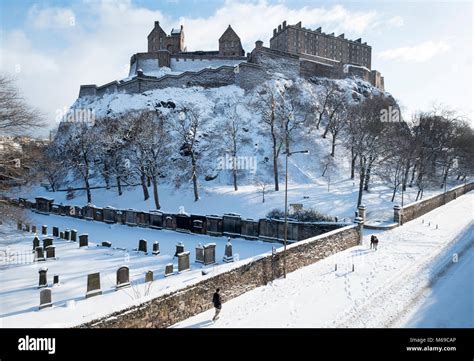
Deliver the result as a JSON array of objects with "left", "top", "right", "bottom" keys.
[
  {"left": 0, "top": 212, "right": 277, "bottom": 328},
  {"left": 172, "top": 192, "right": 474, "bottom": 328}
]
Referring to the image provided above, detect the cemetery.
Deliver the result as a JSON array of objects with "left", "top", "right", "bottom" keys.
[{"left": 0, "top": 209, "right": 283, "bottom": 327}]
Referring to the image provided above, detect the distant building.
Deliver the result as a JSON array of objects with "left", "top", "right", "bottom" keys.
[
  {"left": 270, "top": 21, "right": 372, "bottom": 69},
  {"left": 148, "top": 21, "right": 185, "bottom": 53}
]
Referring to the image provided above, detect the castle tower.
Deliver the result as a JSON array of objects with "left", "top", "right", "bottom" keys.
[
  {"left": 219, "top": 25, "right": 244, "bottom": 56},
  {"left": 147, "top": 21, "right": 185, "bottom": 54}
]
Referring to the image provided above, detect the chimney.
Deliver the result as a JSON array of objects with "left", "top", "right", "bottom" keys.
[
  {"left": 316, "top": 27, "right": 322, "bottom": 33},
  {"left": 273, "top": 28, "right": 277, "bottom": 36},
  {"left": 154, "top": 21, "right": 160, "bottom": 28},
  {"left": 255, "top": 40, "right": 263, "bottom": 49},
  {"left": 181, "top": 25, "right": 183, "bottom": 30},
  {"left": 278, "top": 24, "right": 282, "bottom": 31},
  {"left": 356, "top": 38, "right": 362, "bottom": 43},
  {"left": 296, "top": 21, "right": 302, "bottom": 28},
  {"left": 338, "top": 33, "right": 345, "bottom": 39},
  {"left": 283, "top": 20, "right": 287, "bottom": 28}
]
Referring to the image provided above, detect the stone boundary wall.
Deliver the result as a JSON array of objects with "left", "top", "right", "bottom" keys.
[
  {"left": 7, "top": 196, "right": 351, "bottom": 244},
  {"left": 78, "top": 224, "right": 360, "bottom": 328},
  {"left": 394, "top": 182, "right": 474, "bottom": 224}
]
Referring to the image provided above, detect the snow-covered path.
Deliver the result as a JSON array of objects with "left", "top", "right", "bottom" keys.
[{"left": 172, "top": 192, "right": 474, "bottom": 328}]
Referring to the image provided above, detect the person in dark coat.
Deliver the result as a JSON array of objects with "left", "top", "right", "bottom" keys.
[
  {"left": 370, "top": 235, "right": 375, "bottom": 249},
  {"left": 212, "top": 288, "right": 222, "bottom": 321},
  {"left": 373, "top": 236, "right": 379, "bottom": 250}
]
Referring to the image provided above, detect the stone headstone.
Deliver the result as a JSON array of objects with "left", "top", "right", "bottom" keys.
[
  {"left": 52, "top": 226, "right": 59, "bottom": 237},
  {"left": 46, "top": 245, "right": 56, "bottom": 259},
  {"left": 152, "top": 242, "right": 160, "bottom": 255},
  {"left": 79, "top": 234, "right": 88, "bottom": 248},
  {"left": 25, "top": 224, "right": 30, "bottom": 232},
  {"left": 86, "top": 272, "right": 102, "bottom": 298},
  {"left": 33, "top": 237, "right": 40, "bottom": 252},
  {"left": 102, "top": 241, "right": 112, "bottom": 248},
  {"left": 174, "top": 242, "right": 184, "bottom": 257},
  {"left": 195, "top": 243, "right": 204, "bottom": 263},
  {"left": 164, "top": 263, "right": 174, "bottom": 277},
  {"left": 31, "top": 225, "right": 37, "bottom": 233},
  {"left": 203, "top": 243, "right": 216, "bottom": 265},
  {"left": 138, "top": 239, "right": 147, "bottom": 254},
  {"left": 39, "top": 288, "right": 52, "bottom": 310},
  {"left": 70, "top": 229, "right": 77, "bottom": 242},
  {"left": 64, "top": 229, "right": 71, "bottom": 241},
  {"left": 59, "top": 231, "right": 64, "bottom": 239},
  {"left": 43, "top": 238, "right": 53, "bottom": 248},
  {"left": 38, "top": 267, "right": 48, "bottom": 288},
  {"left": 178, "top": 251, "right": 190, "bottom": 273},
  {"left": 145, "top": 270, "right": 153, "bottom": 283},
  {"left": 17, "top": 221, "right": 22, "bottom": 230},
  {"left": 116, "top": 266, "right": 131, "bottom": 290},
  {"left": 53, "top": 275, "right": 59, "bottom": 285},
  {"left": 42, "top": 225, "right": 47, "bottom": 235},
  {"left": 223, "top": 240, "right": 234, "bottom": 263},
  {"left": 35, "top": 246, "right": 45, "bottom": 262}
]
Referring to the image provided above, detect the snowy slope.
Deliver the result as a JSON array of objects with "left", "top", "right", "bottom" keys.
[{"left": 172, "top": 192, "right": 474, "bottom": 328}]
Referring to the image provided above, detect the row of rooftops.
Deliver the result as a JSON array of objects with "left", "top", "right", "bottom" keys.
[{"left": 271, "top": 20, "right": 370, "bottom": 47}]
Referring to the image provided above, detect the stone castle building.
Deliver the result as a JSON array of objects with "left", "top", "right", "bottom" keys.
[
  {"left": 79, "top": 20, "right": 384, "bottom": 98},
  {"left": 270, "top": 21, "right": 371, "bottom": 69}
]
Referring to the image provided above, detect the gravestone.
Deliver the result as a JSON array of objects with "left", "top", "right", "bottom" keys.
[
  {"left": 178, "top": 252, "right": 190, "bottom": 273},
  {"left": 86, "top": 272, "right": 102, "bottom": 298},
  {"left": 53, "top": 275, "right": 59, "bottom": 285},
  {"left": 17, "top": 221, "right": 22, "bottom": 230},
  {"left": 59, "top": 231, "right": 64, "bottom": 239},
  {"left": 152, "top": 242, "right": 160, "bottom": 255},
  {"left": 223, "top": 239, "right": 234, "bottom": 263},
  {"left": 164, "top": 263, "right": 174, "bottom": 277},
  {"left": 116, "top": 266, "right": 131, "bottom": 290},
  {"left": 46, "top": 245, "right": 56, "bottom": 259},
  {"left": 102, "top": 241, "right": 112, "bottom": 248},
  {"left": 79, "top": 234, "right": 88, "bottom": 248},
  {"left": 145, "top": 270, "right": 153, "bottom": 283},
  {"left": 138, "top": 239, "right": 147, "bottom": 254},
  {"left": 39, "top": 288, "right": 52, "bottom": 310},
  {"left": 35, "top": 246, "right": 45, "bottom": 262},
  {"left": 70, "top": 229, "right": 77, "bottom": 242},
  {"left": 31, "top": 225, "right": 37, "bottom": 233},
  {"left": 38, "top": 267, "right": 48, "bottom": 288},
  {"left": 25, "top": 224, "right": 30, "bottom": 232},
  {"left": 203, "top": 243, "right": 216, "bottom": 265},
  {"left": 174, "top": 242, "right": 184, "bottom": 257},
  {"left": 43, "top": 238, "right": 53, "bottom": 248},
  {"left": 52, "top": 226, "right": 59, "bottom": 237},
  {"left": 195, "top": 244, "right": 204, "bottom": 263},
  {"left": 33, "top": 237, "right": 40, "bottom": 252},
  {"left": 42, "top": 225, "right": 47, "bottom": 235},
  {"left": 64, "top": 229, "right": 71, "bottom": 241}
]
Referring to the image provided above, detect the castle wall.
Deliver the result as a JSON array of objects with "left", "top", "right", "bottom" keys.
[
  {"left": 248, "top": 46, "right": 300, "bottom": 78},
  {"left": 170, "top": 57, "right": 245, "bottom": 73}
]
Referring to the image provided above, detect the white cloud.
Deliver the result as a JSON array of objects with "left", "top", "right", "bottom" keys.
[
  {"left": 27, "top": 5, "right": 76, "bottom": 29},
  {"left": 386, "top": 16, "right": 404, "bottom": 28},
  {"left": 377, "top": 40, "right": 450, "bottom": 63}
]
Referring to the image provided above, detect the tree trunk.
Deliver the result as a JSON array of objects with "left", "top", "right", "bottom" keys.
[
  {"left": 409, "top": 161, "right": 417, "bottom": 187},
  {"left": 85, "top": 177, "right": 92, "bottom": 203},
  {"left": 272, "top": 133, "right": 279, "bottom": 191},
  {"left": 350, "top": 147, "right": 357, "bottom": 180},
  {"left": 331, "top": 133, "right": 336, "bottom": 157},
  {"left": 103, "top": 160, "right": 110, "bottom": 189},
  {"left": 391, "top": 184, "right": 398, "bottom": 202},
  {"left": 232, "top": 146, "right": 238, "bottom": 191},
  {"left": 402, "top": 159, "right": 410, "bottom": 191},
  {"left": 116, "top": 176, "right": 122, "bottom": 196},
  {"left": 140, "top": 169, "right": 149, "bottom": 201},
  {"left": 152, "top": 176, "right": 160, "bottom": 209},
  {"left": 322, "top": 120, "right": 331, "bottom": 138},
  {"left": 357, "top": 157, "right": 366, "bottom": 207},
  {"left": 191, "top": 153, "right": 199, "bottom": 201},
  {"left": 364, "top": 156, "right": 373, "bottom": 191}
]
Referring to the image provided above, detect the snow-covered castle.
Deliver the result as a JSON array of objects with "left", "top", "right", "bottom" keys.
[{"left": 78, "top": 21, "right": 384, "bottom": 98}]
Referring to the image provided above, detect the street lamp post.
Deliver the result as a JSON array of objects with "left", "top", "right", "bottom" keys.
[{"left": 283, "top": 149, "right": 308, "bottom": 279}]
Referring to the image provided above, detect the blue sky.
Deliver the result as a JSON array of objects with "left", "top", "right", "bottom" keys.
[{"left": 0, "top": 0, "right": 472, "bottom": 133}]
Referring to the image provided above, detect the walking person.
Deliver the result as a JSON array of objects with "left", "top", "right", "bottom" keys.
[
  {"left": 370, "top": 235, "right": 375, "bottom": 249},
  {"left": 373, "top": 236, "right": 379, "bottom": 250},
  {"left": 212, "top": 288, "right": 222, "bottom": 321}
]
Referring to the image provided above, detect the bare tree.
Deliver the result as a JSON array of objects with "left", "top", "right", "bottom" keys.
[{"left": 222, "top": 103, "right": 244, "bottom": 191}]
